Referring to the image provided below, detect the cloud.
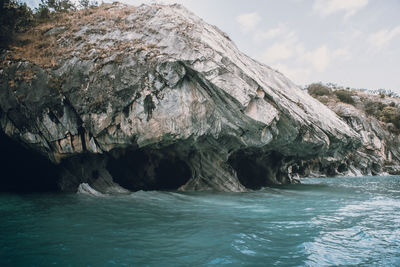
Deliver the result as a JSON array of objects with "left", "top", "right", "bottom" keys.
[
  {"left": 262, "top": 43, "right": 293, "bottom": 63},
  {"left": 258, "top": 25, "right": 351, "bottom": 84},
  {"left": 333, "top": 48, "right": 351, "bottom": 58},
  {"left": 368, "top": 25, "right": 400, "bottom": 49},
  {"left": 253, "top": 25, "right": 285, "bottom": 42},
  {"left": 260, "top": 27, "right": 351, "bottom": 72},
  {"left": 302, "top": 45, "right": 350, "bottom": 72},
  {"left": 236, "top": 12, "right": 261, "bottom": 32},
  {"left": 272, "top": 63, "right": 312, "bottom": 85},
  {"left": 261, "top": 30, "right": 303, "bottom": 63},
  {"left": 304, "top": 45, "right": 331, "bottom": 72},
  {"left": 261, "top": 37, "right": 350, "bottom": 85},
  {"left": 313, "top": 0, "right": 368, "bottom": 17}
]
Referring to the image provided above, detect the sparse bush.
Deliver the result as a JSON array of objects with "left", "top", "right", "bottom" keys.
[
  {"left": 79, "top": 0, "right": 98, "bottom": 9},
  {"left": 381, "top": 106, "right": 400, "bottom": 129},
  {"left": 364, "top": 101, "right": 385, "bottom": 117},
  {"left": 335, "top": 89, "right": 354, "bottom": 104},
  {"left": 318, "top": 95, "right": 330, "bottom": 104},
  {"left": 1, "top": 0, "right": 101, "bottom": 49},
  {"left": 364, "top": 101, "right": 400, "bottom": 130},
  {"left": 0, "top": 0, "right": 78, "bottom": 49},
  {"left": 307, "top": 83, "right": 332, "bottom": 97},
  {"left": 35, "top": 2, "right": 51, "bottom": 20},
  {"left": 0, "top": 0, "right": 35, "bottom": 48},
  {"left": 41, "top": 0, "right": 74, "bottom": 12}
]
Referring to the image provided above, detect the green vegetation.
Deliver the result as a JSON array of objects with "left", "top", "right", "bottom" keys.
[
  {"left": 307, "top": 82, "right": 400, "bottom": 132},
  {"left": 334, "top": 89, "right": 354, "bottom": 104},
  {"left": 364, "top": 100, "right": 400, "bottom": 130},
  {"left": 381, "top": 106, "right": 400, "bottom": 129},
  {"left": 306, "top": 83, "right": 358, "bottom": 105},
  {"left": 41, "top": 0, "right": 75, "bottom": 12},
  {"left": 0, "top": 0, "right": 98, "bottom": 49},
  {"left": 0, "top": 0, "right": 34, "bottom": 48},
  {"left": 307, "top": 83, "right": 332, "bottom": 97},
  {"left": 364, "top": 101, "right": 385, "bottom": 117}
]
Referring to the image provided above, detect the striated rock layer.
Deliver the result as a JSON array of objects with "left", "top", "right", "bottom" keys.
[
  {"left": 295, "top": 95, "right": 400, "bottom": 178},
  {"left": 0, "top": 3, "right": 358, "bottom": 192}
]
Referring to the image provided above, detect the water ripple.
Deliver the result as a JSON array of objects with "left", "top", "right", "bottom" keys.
[{"left": 1, "top": 176, "right": 400, "bottom": 266}]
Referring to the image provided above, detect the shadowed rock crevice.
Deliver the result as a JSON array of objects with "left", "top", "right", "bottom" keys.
[
  {"left": 58, "top": 154, "right": 129, "bottom": 194},
  {"left": 107, "top": 146, "right": 191, "bottom": 191},
  {"left": 228, "top": 150, "right": 294, "bottom": 190},
  {"left": 180, "top": 149, "right": 247, "bottom": 192},
  {"left": 143, "top": 95, "right": 156, "bottom": 121},
  {"left": 0, "top": 130, "right": 60, "bottom": 192}
]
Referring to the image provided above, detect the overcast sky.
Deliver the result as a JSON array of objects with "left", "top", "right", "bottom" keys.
[{"left": 26, "top": 0, "right": 400, "bottom": 92}]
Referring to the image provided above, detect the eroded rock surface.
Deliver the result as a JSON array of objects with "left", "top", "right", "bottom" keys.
[
  {"left": 0, "top": 3, "right": 359, "bottom": 192},
  {"left": 317, "top": 102, "right": 399, "bottom": 177},
  {"left": 298, "top": 86, "right": 400, "bottom": 178}
]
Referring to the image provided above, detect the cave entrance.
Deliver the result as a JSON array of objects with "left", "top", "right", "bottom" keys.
[
  {"left": 228, "top": 150, "right": 285, "bottom": 190},
  {"left": 107, "top": 146, "right": 191, "bottom": 191},
  {"left": 0, "top": 131, "right": 60, "bottom": 192}
]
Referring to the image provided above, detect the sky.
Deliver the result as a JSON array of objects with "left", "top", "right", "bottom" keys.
[{"left": 25, "top": 0, "right": 400, "bottom": 92}]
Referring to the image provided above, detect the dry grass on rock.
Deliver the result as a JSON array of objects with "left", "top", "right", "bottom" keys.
[{"left": 4, "top": 3, "right": 141, "bottom": 69}]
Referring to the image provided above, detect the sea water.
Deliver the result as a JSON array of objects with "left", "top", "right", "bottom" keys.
[{"left": 1, "top": 176, "right": 400, "bottom": 266}]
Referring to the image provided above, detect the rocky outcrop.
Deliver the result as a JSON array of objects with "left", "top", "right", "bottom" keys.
[
  {"left": 299, "top": 90, "right": 400, "bottom": 177},
  {"left": 0, "top": 3, "right": 359, "bottom": 192},
  {"left": 331, "top": 102, "right": 400, "bottom": 176}
]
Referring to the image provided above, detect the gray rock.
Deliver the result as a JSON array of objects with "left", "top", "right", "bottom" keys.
[
  {"left": 303, "top": 99, "right": 400, "bottom": 177},
  {"left": 0, "top": 3, "right": 359, "bottom": 192}
]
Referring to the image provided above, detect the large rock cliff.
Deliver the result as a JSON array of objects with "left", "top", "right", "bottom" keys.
[{"left": 0, "top": 3, "right": 358, "bottom": 192}]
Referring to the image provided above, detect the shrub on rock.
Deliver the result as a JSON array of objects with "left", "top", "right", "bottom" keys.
[
  {"left": 307, "top": 83, "right": 332, "bottom": 97},
  {"left": 335, "top": 90, "right": 354, "bottom": 104}
]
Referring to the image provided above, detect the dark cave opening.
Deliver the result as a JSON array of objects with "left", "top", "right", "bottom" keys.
[
  {"left": 337, "top": 163, "right": 348, "bottom": 173},
  {"left": 291, "top": 161, "right": 307, "bottom": 176},
  {"left": 107, "top": 147, "right": 191, "bottom": 191},
  {"left": 229, "top": 150, "right": 285, "bottom": 190},
  {"left": 324, "top": 165, "right": 337, "bottom": 177},
  {"left": 154, "top": 158, "right": 191, "bottom": 190},
  {"left": 92, "top": 169, "right": 100, "bottom": 180},
  {"left": 0, "top": 131, "right": 60, "bottom": 192}
]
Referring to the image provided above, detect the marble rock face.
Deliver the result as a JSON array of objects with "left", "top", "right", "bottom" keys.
[{"left": 0, "top": 3, "right": 359, "bottom": 192}]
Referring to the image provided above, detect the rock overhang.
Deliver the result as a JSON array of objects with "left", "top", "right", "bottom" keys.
[{"left": 0, "top": 3, "right": 360, "bottom": 192}]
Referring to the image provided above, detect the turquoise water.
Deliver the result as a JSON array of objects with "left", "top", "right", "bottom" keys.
[{"left": 1, "top": 176, "right": 400, "bottom": 266}]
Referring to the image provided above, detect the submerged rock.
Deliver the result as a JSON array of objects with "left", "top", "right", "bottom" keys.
[
  {"left": 0, "top": 3, "right": 359, "bottom": 192},
  {"left": 77, "top": 183, "right": 104, "bottom": 196}
]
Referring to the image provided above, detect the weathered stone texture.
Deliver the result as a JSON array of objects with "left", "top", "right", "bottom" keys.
[{"left": 0, "top": 3, "right": 360, "bottom": 192}]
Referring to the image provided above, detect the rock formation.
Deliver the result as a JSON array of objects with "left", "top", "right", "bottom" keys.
[
  {"left": 299, "top": 90, "right": 400, "bottom": 177},
  {"left": 0, "top": 3, "right": 359, "bottom": 192}
]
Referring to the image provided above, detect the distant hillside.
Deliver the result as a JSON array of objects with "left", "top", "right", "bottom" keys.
[{"left": 303, "top": 83, "right": 400, "bottom": 177}]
